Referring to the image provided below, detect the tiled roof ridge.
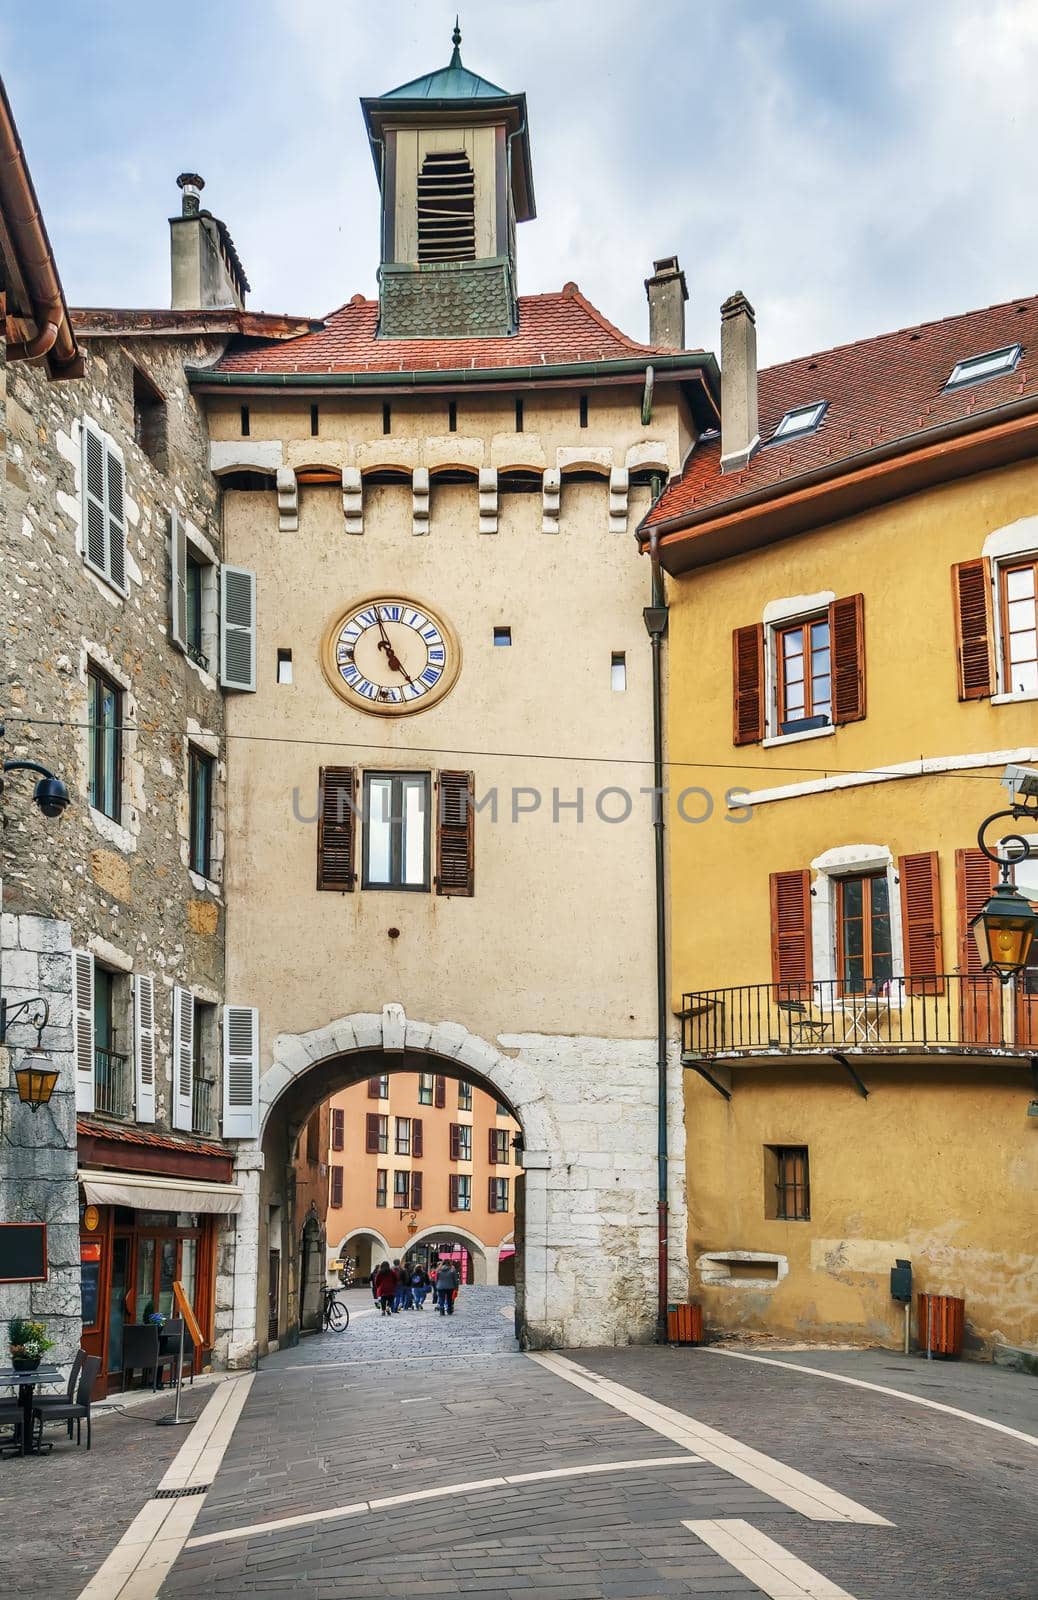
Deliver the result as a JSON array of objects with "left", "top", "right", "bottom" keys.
[{"left": 763, "top": 290, "right": 1037, "bottom": 377}]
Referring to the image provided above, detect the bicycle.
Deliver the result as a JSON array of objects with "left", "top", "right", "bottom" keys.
[{"left": 321, "top": 1283, "right": 350, "bottom": 1332}]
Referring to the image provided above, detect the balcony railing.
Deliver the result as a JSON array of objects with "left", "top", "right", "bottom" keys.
[
  {"left": 192, "top": 1075, "right": 217, "bottom": 1138},
  {"left": 94, "top": 1048, "right": 132, "bottom": 1118},
  {"left": 682, "top": 975, "right": 1038, "bottom": 1061}
]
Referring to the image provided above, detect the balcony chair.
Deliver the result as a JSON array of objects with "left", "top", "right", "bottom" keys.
[
  {"left": 775, "top": 996, "right": 831, "bottom": 1045},
  {"left": 33, "top": 1354, "right": 101, "bottom": 1450}
]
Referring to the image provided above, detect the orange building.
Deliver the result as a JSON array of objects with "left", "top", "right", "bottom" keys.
[{"left": 325, "top": 1071, "right": 520, "bottom": 1284}]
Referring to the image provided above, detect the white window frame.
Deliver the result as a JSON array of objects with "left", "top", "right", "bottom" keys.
[
  {"left": 945, "top": 344, "right": 1021, "bottom": 391},
  {"left": 809, "top": 844, "right": 906, "bottom": 1003},
  {"left": 769, "top": 400, "right": 827, "bottom": 443},
  {"left": 988, "top": 547, "right": 1038, "bottom": 705}
]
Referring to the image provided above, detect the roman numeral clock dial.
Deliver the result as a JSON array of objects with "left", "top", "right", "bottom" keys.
[{"left": 321, "top": 596, "right": 461, "bottom": 715}]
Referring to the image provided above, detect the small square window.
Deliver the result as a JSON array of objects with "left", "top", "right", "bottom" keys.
[
  {"left": 945, "top": 344, "right": 1021, "bottom": 391},
  {"left": 765, "top": 1145, "right": 810, "bottom": 1221},
  {"left": 310, "top": 404, "right": 320, "bottom": 437},
  {"left": 240, "top": 405, "right": 250, "bottom": 437},
  {"left": 771, "top": 401, "right": 827, "bottom": 443},
  {"left": 276, "top": 648, "right": 293, "bottom": 685},
  {"left": 494, "top": 627, "right": 512, "bottom": 647},
  {"left": 611, "top": 652, "right": 627, "bottom": 691}
]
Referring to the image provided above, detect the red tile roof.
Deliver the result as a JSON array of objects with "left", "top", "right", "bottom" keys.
[
  {"left": 644, "top": 294, "right": 1038, "bottom": 530},
  {"left": 210, "top": 285, "right": 670, "bottom": 375},
  {"left": 77, "top": 1117, "right": 226, "bottom": 1159}
]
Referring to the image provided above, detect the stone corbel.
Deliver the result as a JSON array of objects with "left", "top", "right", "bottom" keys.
[
  {"left": 478, "top": 467, "right": 498, "bottom": 534},
  {"left": 276, "top": 467, "right": 298, "bottom": 532},
  {"left": 608, "top": 467, "right": 630, "bottom": 534},
  {"left": 542, "top": 468, "right": 561, "bottom": 534},
  {"left": 412, "top": 467, "right": 430, "bottom": 536},
  {"left": 342, "top": 467, "right": 363, "bottom": 535}
]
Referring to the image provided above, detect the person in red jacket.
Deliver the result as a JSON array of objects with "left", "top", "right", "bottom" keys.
[{"left": 373, "top": 1261, "right": 399, "bottom": 1316}]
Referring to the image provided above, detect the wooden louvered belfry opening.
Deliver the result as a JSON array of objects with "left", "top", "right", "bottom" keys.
[{"left": 417, "top": 151, "right": 476, "bottom": 263}]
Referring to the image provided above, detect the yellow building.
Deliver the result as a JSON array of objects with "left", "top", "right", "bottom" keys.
[{"left": 642, "top": 294, "right": 1038, "bottom": 1358}]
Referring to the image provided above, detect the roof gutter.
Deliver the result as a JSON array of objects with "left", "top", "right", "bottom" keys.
[
  {"left": 638, "top": 390, "right": 1038, "bottom": 551},
  {"left": 0, "top": 78, "right": 81, "bottom": 378}
]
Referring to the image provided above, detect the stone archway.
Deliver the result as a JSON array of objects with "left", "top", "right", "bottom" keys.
[
  {"left": 334, "top": 1227, "right": 392, "bottom": 1281},
  {"left": 404, "top": 1223, "right": 493, "bottom": 1285}
]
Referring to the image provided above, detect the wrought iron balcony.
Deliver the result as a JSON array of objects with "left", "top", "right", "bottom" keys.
[
  {"left": 682, "top": 974, "right": 1038, "bottom": 1073},
  {"left": 191, "top": 1074, "right": 217, "bottom": 1138},
  {"left": 94, "top": 1047, "right": 132, "bottom": 1118}
]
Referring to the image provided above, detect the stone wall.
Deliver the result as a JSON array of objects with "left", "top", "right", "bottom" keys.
[{"left": 0, "top": 914, "right": 80, "bottom": 1367}]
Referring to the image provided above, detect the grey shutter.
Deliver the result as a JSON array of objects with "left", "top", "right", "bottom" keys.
[
  {"left": 133, "top": 974, "right": 157, "bottom": 1123},
  {"left": 172, "top": 985, "right": 194, "bottom": 1132},
  {"left": 220, "top": 565, "right": 256, "bottom": 691},
  {"left": 82, "top": 421, "right": 107, "bottom": 578},
  {"left": 222, "top": 1004, "right": 259, "bottom": 1138},
  {"left": 105, "top": 445, "right": 127, "bottom": 593},
  {"left": 73, "top": 949, "right": 95, "bottom": 1113},
  {"left": 170, "top": 511, "right": 188, "bottom": 651}
]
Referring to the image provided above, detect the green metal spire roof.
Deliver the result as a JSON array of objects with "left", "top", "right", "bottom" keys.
[{"left": 381, "top": 20, "right": 509, "bottom": 101}]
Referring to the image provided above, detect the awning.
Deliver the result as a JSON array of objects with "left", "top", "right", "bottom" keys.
[{"left": 78, "top": 1168, "right": 243, "bottom": 1216}]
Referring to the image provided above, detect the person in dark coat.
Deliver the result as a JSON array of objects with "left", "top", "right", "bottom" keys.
[
  {"left": 409, "top": 1264, "right": 432, "bottom": 1310},
  {"left": 434, "top": 1260, "right": 460, "bottom": 1315},
  {"left": 374, "top": 1261, "right": 398, "bottom": 1316}
]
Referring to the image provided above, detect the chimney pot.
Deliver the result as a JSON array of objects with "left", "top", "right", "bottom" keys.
[
  {"left": 645, "top": 254, "right": 688, "bottom": 350},
  {"left": 176, "top": 172, "right": 205, "bottom": 217},
  {"left": 719, "top": 291, "right": 760, "bottom": 473}
]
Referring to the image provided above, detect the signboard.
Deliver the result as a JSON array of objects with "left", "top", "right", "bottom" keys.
[
  {"left": 80, "top": 1241, "right": 102, "bottom": 1327},
  {"left": 0, "top": 1222, "right": 48, "bottom": 1284},
  {"left": 172, "top": 1279, "right": 204, "bottom": 1351}
]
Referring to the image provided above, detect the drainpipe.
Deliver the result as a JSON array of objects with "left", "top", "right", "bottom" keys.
[{"left": 644, "top": 483, "right": 670, "bottom": 1342}]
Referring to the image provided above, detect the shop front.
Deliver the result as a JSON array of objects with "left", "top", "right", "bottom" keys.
[{"left": 77, "top": 1119, "right": 240, "bottom": 1396}]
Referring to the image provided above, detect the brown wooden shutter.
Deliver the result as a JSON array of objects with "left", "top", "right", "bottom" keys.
[
  {"left": 830, "top": 594, "right": 865, "bottom": 724},
  {"left": 732, "top": 623, "right": 765, "bottom": 745},
  {"left": 955, "top": 847, "right": 998, "bottom": 973},
  {"left": 488, "top": 1127, "right": 499, "bottom": 1166},
  {"left": 317, "top": 766, "right": 356, "bottom": 890},
  {"left": 449, "top": 1122, "right": 460, "bottom": 1160},
  {"left": 367, "top": 1076, "right": 381, "bottom": 1099},
  {"left": 436, "top": 770, "right": 475, "bottom": 896},
  {"left": 330, "top": 1166, "right": 343, "bottom": 1208},
  {"left": 448, "top": 1174, "right": 459, "bottom": 1212},
  {"left": 411, "top": 1171, "right": 423, "bottom": 1211},
  {"left": 332, "top": 1107, "right": 344, "bottom": 1151},
  {"left": 769, "top": 869, "right": 813, "bottom": 991},
  {"left": 365, "top": 1112, "right": 380, "bottom": 1153},
  {"left": 898, "top": 852, "right": 945, "bottom": 995},
  {"left": 488, "top": 1176, "right": 498, "bottom": 1212},
  {"left": 434, "top": 1074, "right": 446, "bottom": 1108},
  {"left": 952, "top": 559, "right": 994, "bottom": 701},
  {"left": 412, "top": 1118, "right": 423, "bottom": 1158}
]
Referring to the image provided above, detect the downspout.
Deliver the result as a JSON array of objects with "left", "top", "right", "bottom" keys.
[
  {"left": 7, "top": 303, "right": 61, "bottom": 363},
  {"left": 643, "top": 479, "right": 670, "bottom": 1342}
]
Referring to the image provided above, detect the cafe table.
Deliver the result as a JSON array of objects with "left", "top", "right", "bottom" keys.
[{"left": 0, "top": 1364, "right": 62, "bottom": 1457}]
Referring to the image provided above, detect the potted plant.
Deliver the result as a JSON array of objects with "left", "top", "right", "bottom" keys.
[{"left": 8, "top": 1317, "right": 54, "bottom": 1372}]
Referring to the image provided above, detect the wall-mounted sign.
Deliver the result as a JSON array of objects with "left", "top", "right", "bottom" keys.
[
  {"left": 83, "top": 1204, "right": 101, "bottom": 1232},
  {"left": 0, "top": 1222, "right": 48, "bottom": 1284}
]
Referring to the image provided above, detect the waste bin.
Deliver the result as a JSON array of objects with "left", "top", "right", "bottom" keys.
[
  {"left": 667, "top": 1303, "right": 703, "bottom": 1345},
  {"left": 917, "top": 1292, "right": 964, "bottom": 1357}
]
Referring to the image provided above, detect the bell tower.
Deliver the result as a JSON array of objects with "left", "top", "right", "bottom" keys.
[{"left": 361, "top": 23, "right": 536, "bottom": 339}]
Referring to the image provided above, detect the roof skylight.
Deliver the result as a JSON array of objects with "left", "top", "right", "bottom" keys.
[
  {"left": 770, "top": 401, "right": 827, "bottom": 443},
  {"left": 945, "top": 344, "right": 1022, "bottom": 391}
]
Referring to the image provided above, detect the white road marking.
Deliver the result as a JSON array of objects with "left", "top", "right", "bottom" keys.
[
  {"left": 185, "top": 1454, "right": 703, "bottom": 1549},
  {"left": 686, "top": 1519, "right": 857, "bottom": 1599},
  {"left": 399, "top": 1395, "right": 432, "bottom": 1404},
  {"left": 707, "top": 1347, "right": 1038, "bottom": 1452},
  {"left": 274, "top": 1350, "right": 521, "bottom": 1369},
  {"left": 76, "top": 1375, "right": 254, "bottom": 1600},
  {"left": 527, "top": 1352, "right": 890, "bottom": 1526}
]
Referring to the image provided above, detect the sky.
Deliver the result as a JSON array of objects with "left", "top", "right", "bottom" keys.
[{"left": 3, "top": 0, "right": 1037, "bottom": 369}]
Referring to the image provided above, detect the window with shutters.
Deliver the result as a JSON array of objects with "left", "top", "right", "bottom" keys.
[
  {"left": 331, "top": 1107, "right": 345, "bottom": 1151},
  {"left": 735, "top": 595, "right": 865, "bottom": 745},
  {"left": 449, "top": 1173, "right": 471, "bottom": 1212},
  {"left": 765, "top": 1146, "right": 810, "bottom": 1221},
  {"left": 188, "top": 747, "right": 215, "bottom": 879},
  {"left": 449, "top": 1122, "right": 472, "bottom": 1161},
  {"left": 836, "top": 873, "right": 893, "bottom": 995},
  {"left": 411, "top": 1171, "right": 423, "bottom": 1211},
  {"left": 81, "top": 418, "right": 127, "bottom": 594},
  {"left": 191, "top": 1001, "right": 217, "bottom": 1137},
  {"left": 393, "top": 1170, "right": 411, "bottom": 1208},
  {"left": 366, "top": 1113, "right": 389, "bottom": 1154},
  {"left": 93, "top": 965, "right": 132, "bottom": 1120},
  {"left": 436, "top": 771, "right": 475, "bottom": 896},
  {"left": 395, "top": 1117, "right": 411, "bottom": 1156},
  {"left": 368, "top": 1074, "right": 389, "bottom": 1100},
  {"left": 87, "top": 662, "right": 123, "bottom": 822},
  {"left": 488, "top": 1177, "right": 510, "bottom": 1213},
  {"left": 132, "top": 365, "right": 168, "bottom": 471},
  {"left": 418, "top": 1072, "right": 434, "bottom": 1105},
  {"left": 457, "top": 1081, "right": 473, "bottom": 1111},
  {"left": 330, "top": 1166, "right": 343, "bottom": 1208},
  {"left": 375, "top": 1169, "right": 388, "bottom": 1207},
  {"left": 318, "top": 767, "right": 357, "bottom": 891},
  {"left": 775, "top": 615, "right": 831, "bottom": 733},
  {"left": 363, "top": 772, "right": 430, "bottom": 890},
  {"left": 998, "top": 557, "right": 1038, "bottom": 697},
  {"left": 489, "top": 1128, "right": 510, "bottom": 1166},
  {"left": 417, "top": 150, "right": 476, "bottom": 263}
]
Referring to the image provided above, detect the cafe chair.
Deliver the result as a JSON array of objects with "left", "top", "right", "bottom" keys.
[
  {"left": 33, "top": 1348, "right": 86, "bottom": 1443},
  {"left": 0, "top": 1397, "right": 24, "bottom": 1454},
  {"left": 122, "top": 1323, "right": 162, "bottom": 1390},
  {"left": 33, "top": 1354, "right": 101, "bottom": 1450}
]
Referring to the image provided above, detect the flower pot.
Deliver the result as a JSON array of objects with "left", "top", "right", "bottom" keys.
[{"left": 11, "top": 1353, "right": 41, "bottom": 1372}]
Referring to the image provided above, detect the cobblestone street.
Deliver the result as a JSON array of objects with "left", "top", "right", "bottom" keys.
[{"left": 30, "top": 1286, "right": 1036, "bottom": 1600}]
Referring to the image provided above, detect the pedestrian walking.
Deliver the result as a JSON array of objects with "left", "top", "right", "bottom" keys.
[
  {"left": 374, "top": 1261, "right": 398, "bottom": 1316},
  {"left": 434, "top": 1260, "right": 460, "bottom": 1315},
  {"left": 392, "top": 1259, "right": 413, "bottom": 1312},
  {"left": 410, "top": 1264, "right": 431, "bottom": 1309}
]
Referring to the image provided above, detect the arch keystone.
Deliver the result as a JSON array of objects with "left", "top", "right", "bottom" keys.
[{"left": 382, "top": 1003, "right": 406, "bottom": 1053}]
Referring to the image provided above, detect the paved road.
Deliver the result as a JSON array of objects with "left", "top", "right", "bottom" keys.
[{"left": 150, "top": 1289, "right": 1038, "bottom": 1600}]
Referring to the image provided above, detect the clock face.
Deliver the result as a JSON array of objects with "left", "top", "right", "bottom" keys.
[{"left": 321, "top": 596, "right": 460, "bottom": 715}]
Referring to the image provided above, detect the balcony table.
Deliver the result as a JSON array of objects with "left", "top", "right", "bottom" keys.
[
  {"left": 0, "top": 1363, "right": 62, "bottom": 1457},
  {"left": 846, "top": 990, "right": 892, "bottom": 1044}
]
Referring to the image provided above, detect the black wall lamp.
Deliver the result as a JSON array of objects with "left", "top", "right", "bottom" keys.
[{"left": 971, "top": 771, "right": 1038, "bottom": 982}]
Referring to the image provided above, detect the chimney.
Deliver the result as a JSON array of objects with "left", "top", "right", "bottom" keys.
[
  {"left": 719, "top": 291, "right": 759, "bottom": 472},
  {"left": 170, "top": 172, "right": 250, "bottom": 312},
  {"left": 645, "top": 255, "right": 688, "bottom": 349}
]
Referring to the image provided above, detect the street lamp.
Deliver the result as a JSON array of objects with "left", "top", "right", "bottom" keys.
[
  {"left": 14, "top": 1054, "right": 60, "bottom": 1113},
  {"left": 972, "top": 780, "right": 1038, "bottom": 984},
  {"left": 0, "top": 723, "right": 71, "bottom": 819}
]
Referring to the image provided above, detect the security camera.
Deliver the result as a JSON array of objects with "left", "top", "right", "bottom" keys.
[
  {"left": 1001, "top": 764, "right": 1038, "bottom": 800},
  {"left": 33, "top": 776, "right": 71, "bottom": 819}
]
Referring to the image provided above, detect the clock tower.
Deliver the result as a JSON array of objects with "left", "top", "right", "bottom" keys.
[{"left": 361, "top": 23, "right": 536, "bottom": 339}]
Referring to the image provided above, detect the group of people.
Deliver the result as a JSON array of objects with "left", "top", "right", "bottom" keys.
[{"left": 371, "top": 1258, "right": 462, "bottom": 1317}]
